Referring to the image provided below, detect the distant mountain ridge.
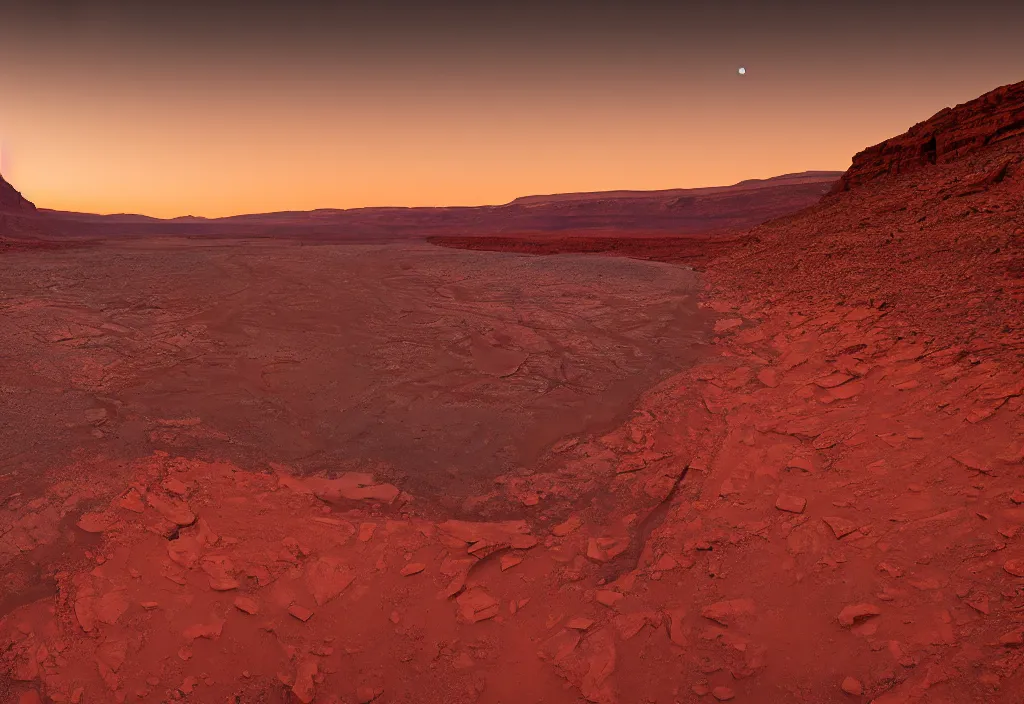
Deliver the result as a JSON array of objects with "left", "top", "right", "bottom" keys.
[
  {"left": 22, "top": 170, "right": 840, "bottom": 241},
  {"left": 510, "top": 172, "right": 842, "bottom": 206}
]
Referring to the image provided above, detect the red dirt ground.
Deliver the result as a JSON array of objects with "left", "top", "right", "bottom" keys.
[
  {"left": 427, "top": 234, "right": 744, "bottom": 271},
  {"left": 2, "top": 82, "right": 1023, "bottom": 704}
]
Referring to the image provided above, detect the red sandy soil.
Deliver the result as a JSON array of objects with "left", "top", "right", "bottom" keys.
[
  {"left": 426, "top": 234, "right": 743, "bottom": 271},
  {"left": 2, "top": 82, "right": 1024, "bottom": 704}
]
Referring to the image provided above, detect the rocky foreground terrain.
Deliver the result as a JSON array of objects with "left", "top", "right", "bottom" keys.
[{"left": 1, "top": 81, "right": 1022, "bottom": 704}]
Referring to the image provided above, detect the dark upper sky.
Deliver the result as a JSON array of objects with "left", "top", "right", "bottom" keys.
[{"left": 1, "top": 0, "right": 1022, "bottom": 216}]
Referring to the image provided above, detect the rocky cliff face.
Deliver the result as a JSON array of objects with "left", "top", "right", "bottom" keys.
[
  {"left": 0, "top": 173, "right": 36, "bottom": 213},
  {"left": 716, "top": 79, "right": 1023, "bottom": 364},
  {"left": 831, "top": 79, "right": 1024, "bottom": 193},
  {"left": 0, "top": 174, "right": 49, "bottom": 246}
]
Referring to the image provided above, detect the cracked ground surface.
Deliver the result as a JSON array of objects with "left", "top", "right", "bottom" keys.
[{"left": 0, "top": 239, "right": 709, "bottom": 615}]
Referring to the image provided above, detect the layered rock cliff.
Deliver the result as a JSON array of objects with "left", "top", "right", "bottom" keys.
[
  {"left": 831, "top": 79, "right": 1024, "bottom": 193},
  {"left": 717, "top": 78, "right": 1023, "bottom": 363}
]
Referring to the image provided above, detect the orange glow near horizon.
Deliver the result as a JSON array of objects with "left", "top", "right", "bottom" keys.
[{"left": 2, "top": 5, "right": 1022, "bottom": 218}]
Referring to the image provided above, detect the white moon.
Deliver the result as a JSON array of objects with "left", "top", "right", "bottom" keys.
[{"left": 738, "top": 67, "right": 746, "bottom": 75}]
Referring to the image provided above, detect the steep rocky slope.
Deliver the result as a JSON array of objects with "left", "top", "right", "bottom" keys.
[
  {"left": 717, "top": 80, "right": 1023, "bottom": 361},
  {"left": 0, "top": 173, "right": 36, "bottom": 214},
  {"left": 831, "top": 81, "right": 1024, "bottom": 193}
]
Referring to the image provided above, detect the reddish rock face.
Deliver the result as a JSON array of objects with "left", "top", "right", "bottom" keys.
[
  {"left": 831, "top": 79, "right": 1024, "bottom": 193},
  {"left": 0, "top": 173, "right": 36, "bottom": 213}
]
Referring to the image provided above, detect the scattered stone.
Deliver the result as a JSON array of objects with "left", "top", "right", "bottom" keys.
[
  {"left": 233, "top": 597, "right": 259, "bottom": 615},
  {"left": 587, "top": 536, "right": 630, "bottom": 562},
  {"left": 838, "top": 604, "right": 881, "bottom": 627},
  {"left": 652, "top": 554, "right": 677, "bottom": 571},
  {"left": 775, "top": 495, "right": 806, "bottom": 513},
  {"left": 163, "top": 477, "right": 189, "bottom": 496},
  {"left": 1003, "top": 559, "right": 1024, "bottom": 577},
  {"left": 399, "top": 560, "right": 423, "bottom": 577},
  {"left": 702, "top": 598, "right": 756, "bottom": 626},
  {"left": 566, "top": 617, "right": 594, "bottom": 630},
  {"left": 596, "top": 590, "right": 623, "bottom": 607},
  {"left": 292, "top": 659, "right": 318, "bottom": 704},
  {"left": 355, "top": 685, "right": 383, "bottom": 703},
  {"left": 786, "top": 456, "right": 815, "bottom": 473},
  {"left": 824, "top": 516, "right": 859, "bottom": 539},
  {"left": 712, "top": 686, "right": 735, "bottom": 701},
  {"left": 94, "top": 590, "right": 130, "bottom": 625},
  {"left": 998, "top": 628, "right": 1024, "bottom": 646},
  {"left": 456, "top": 588, "right": 500, "bottom": 623},
  {"left": 202, "top": 555, "right": 240, "bottom": 591},
  {"left": 816, "top": 372, "right": 853, "bottom": 388},
  {"left": 574, "top": 627, "right": 617, "bottom": 702},
  {"left": 439, "top": 519, "right": 537, "bottom": 554},
  {"left": 167, "top": 535, "right": 202, "bottom": 568},
  {"left": 966, "top": 595, "right": 990, "bottom": 614},
  {"left": 952, "top": 452, "right": 994, "bottom": 475},
  {"left": 146, "top": 493, "right": 196, "bottom": 526},
  {"left": 182, "top": 620, "right": 224, "bottom": 640},
  {"left": 877, "top": 562, "right": 903, "bottom": 578},
  {"left": 841, "top": 676, "right": 863, "bottom": 695},
  {"left": 538, "top": 629, "right": 581, "bottom": 663},
  {"left": 552, "top": 437, "right": 579, "bottom": 453},
  {"left": 358, "top": 522, "right": 377, "bottom": 542},
  {"left": 500, "top": 554, "right": 523, "bottom": 571},
  {"left": 117, "top": 489, "right": 145, "bottom": 513},
  {"left": 827, "top": 381, "right": 865, "bottom": 400},
  {"left": 552, "top": 515, "right": 583, "bottom": 537},
  {"left": 714, "top": 318, "right": 743, "bottom": 333},
  {"left": 288, "top": 605, "right": 314, "bottom": 622},
  {"left": 306, "top": 557, "right": 355, "bottom": 606},
  {"left": 757, "top": 368, "right": 780, "bottom": 387},
  {"left": 666, "top": 608, "right": 687, "bottom": 646},
  {"left": 76, "top": 512, "right": 113, "bottom": 533},
  {"left": 305, "top": 472, "right": 401, "bottom": 504}
]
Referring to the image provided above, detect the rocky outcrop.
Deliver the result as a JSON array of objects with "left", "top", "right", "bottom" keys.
[
  {"left": 831, "top": 79, "right": 1024, "bottom": 193},
  {"left": 0, "top": 174, "right": 55, "bottom": 246},
  {"left": 0, "top": 173, "right": 36, "bottom": 213}
]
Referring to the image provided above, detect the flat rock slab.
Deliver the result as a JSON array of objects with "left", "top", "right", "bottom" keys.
[{"left": 0, "top": 242, "right": 709, "bottom": 505}]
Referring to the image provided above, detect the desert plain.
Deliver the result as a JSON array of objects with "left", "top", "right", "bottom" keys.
[{"left": 1, "top": 81, "right": 1023, "bottom": 704}]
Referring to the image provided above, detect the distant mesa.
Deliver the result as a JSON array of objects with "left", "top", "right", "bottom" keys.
[
  {"left": 19, "top": 170, "right": 842, "bottom": 242},
  {"left": 507, "top": 172, "right": 841, "bottom": 207},
  {"left": 832, "top": 79, "right": 1024, "bottom": 193}
]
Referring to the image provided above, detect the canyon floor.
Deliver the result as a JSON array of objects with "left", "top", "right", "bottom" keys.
[
  {"left": 2, "top": 225, "right": 1021, "bottom": 703},
  {"left": 2, "top": 86, "right": 1023, "bottom": 703}
]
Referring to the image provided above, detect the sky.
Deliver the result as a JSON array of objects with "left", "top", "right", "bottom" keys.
[{"left": 1, "top": 0, "right": 1022, "bottom": 218}]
